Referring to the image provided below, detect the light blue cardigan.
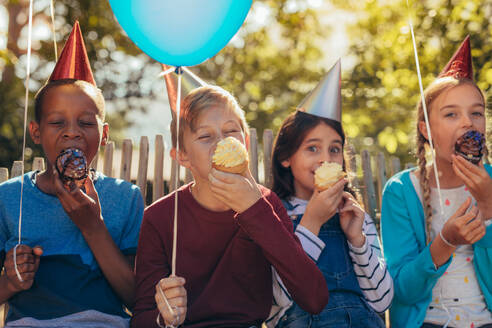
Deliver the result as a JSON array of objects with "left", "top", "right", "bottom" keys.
[{"left": 381, "top": 165, "right": 492, "bottom": 328}]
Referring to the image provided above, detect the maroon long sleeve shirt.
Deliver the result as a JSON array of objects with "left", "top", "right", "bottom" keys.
[{"left": 132, "top": 184, "right": 328, "bottom": 328}]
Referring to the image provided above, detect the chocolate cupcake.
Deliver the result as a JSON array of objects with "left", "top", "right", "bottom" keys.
[
  {"left": 55, "top": 148, "right": 88, "bottom": 188},
  {"left": 454, "top": 130, "right": 485, "bottom": 165}
]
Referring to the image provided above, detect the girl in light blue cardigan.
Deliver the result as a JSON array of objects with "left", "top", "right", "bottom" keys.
[{"left": 381, "top": 57, "right": 492, "bottom": 328}]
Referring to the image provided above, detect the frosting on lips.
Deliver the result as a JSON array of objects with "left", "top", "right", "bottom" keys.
[
  {"left": 455, "top": 130, "right": 485, "bottom": 164},
  {"left": 314, "top": 162, "right": 345, "bottom": 189},
  {"left": 212, "top": 137, "right": 248, "bottom": 168},
  {"left": 55, "top": 148, "right": 88, "bottom": 184}
]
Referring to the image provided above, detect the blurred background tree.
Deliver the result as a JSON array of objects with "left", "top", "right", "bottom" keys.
[
  {"left": 0, "top": 0, "right": 326, "bottom": 168},
  {"left": 1, "top": 0, "right": 491, "bottom": 169},
  {"left": 332, "top": 0, "right": 492, "bottom": 162}
]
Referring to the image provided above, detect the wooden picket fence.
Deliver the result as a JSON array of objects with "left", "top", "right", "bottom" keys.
[
  {"left": 0, "top": 128, "right": 410, "bottom": 327},
  {"left": 0, "top": 128, "right": 411, "bottom": 218}
]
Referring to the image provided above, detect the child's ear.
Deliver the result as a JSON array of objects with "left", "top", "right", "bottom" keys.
[
  {"left": 29, "top": 121, "right": 41, "bottom": 144},
  {"left": 418, "top": 121, "right": 429, "bottom": 141},
  {"left": 100, "top": 123, "right": 109, "bottom": 146},
  {"left": 281, "top": 159, "right": 290, "bottom": 168},
  {"left": 170, "top": 147, "right": 191, "bottom": 169}
]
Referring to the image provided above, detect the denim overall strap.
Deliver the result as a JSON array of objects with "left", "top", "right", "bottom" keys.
[
  {"left": 282, "top": 199, "right": 362, "bottom": 295},
  {"left": 316, "top": 213, "right": 362, "bottom": 295},
  {"left": 279, "top": 199, "right": 384, "bottom": 328},
  {"left": 281, "top": 199, "right": 303, "bottom": 230}
]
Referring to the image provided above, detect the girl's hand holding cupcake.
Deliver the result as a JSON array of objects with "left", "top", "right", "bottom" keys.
[
  {"left": 441, "top": 197, "right": 486, "bottom": 246},
  {"left": 339, "top": 192, "right": 366, "bottom": 248},
  {"left": 301, "top": 178, "right": 346, "bottom": 236},
  {"left": 452, "top": 154, "right": 492, "bottom": 220}
]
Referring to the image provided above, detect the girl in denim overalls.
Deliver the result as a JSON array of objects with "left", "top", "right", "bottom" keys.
[{"left": 266, "top": 60, "right": 393, "bottom": 328}]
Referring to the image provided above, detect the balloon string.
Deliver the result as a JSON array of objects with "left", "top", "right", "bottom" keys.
[
  {"left": 15, "top": 0, "right": 34, "bottom": 283},
  {"left": 158, "top": 66, "right": 177, "bottom": 78},
  {"left": 157, "top": 66, "right": 181, "bottom": 326},
  {"left": 406, "top": 0, "right": 445, "bottom": 217},
  {"left": 182, "top": 67, "right": 205, "bottom": 84},
  {"left": 50, "top": 0, "right": 58, "bottom": 60},
  {"left": 171, "top": 68, "right": 182, "bottom": 276},
  {"left": 157, "top": 284, "right": 178, "bottom": 328}
]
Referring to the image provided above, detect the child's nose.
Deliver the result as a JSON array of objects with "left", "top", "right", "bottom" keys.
[
  {"left": 461, "top": 114, "right": 473, "bottom": 128},
  {"left": 319, "top": 151, "right": 331, "bottom": 164},
  {"left": 63, "top": 122, "right": 81, "bottom": 138}
]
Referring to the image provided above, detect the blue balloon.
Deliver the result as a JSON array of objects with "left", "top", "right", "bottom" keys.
[{"left": 109, "top": 0, "right": 252, "bottom": 67}]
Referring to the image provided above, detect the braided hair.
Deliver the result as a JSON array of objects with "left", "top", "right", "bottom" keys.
[{"left": 415, "top": 77, "right": 487, "bottom": 243}]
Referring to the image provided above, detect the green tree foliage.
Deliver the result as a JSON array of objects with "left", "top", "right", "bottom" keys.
[
  {"left": 195, "top": 0, "right": 326, "bottom": 135},
  {"left": 0, "top": 0, "right": 326, "bottom": 168},
  {"left": 0, "top": 0, "right": 168, "bottom": 168},
  {"left": 2, "top": 0, "right": 491, "bottom": 170},
  {"left": 333, "top": 0, "right": 492, "bottom": 163}
]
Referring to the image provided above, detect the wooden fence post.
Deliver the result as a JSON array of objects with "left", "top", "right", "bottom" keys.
[
  {"left": 120, "top": 139, "right": 133, "bottom": 182},
  {"left": 32, "top": 157, "right": 45, "bottom": 172},
  {"left": 136, "top": 136, "right": 149, "bottom": 201},
  {"left": 249, "top": 128, "right": 259, "bottom": 183},
  {"left": 390, "top": 157, "right": 401, "bottom": 177},
  {"left": 11, "top": 161, "right": 23, "bottom": 178},
  {"left": 405, "top": 162, "right": 415, "bottom": 169},
  {"left": 103, "top": 141, "right": 114, "bottom": 177},
  {"left": 361, "top": 150, "right": 378, "bottom": 220},
  {"left": 153, "top": 135, "right": 165, "bottom": 202},
  {"left": 375, "top": 152, "right": 387, "bottom": 210},
  {"left": 0, "top": 168, "right": 8, "bottom": 183},
  {"left": 346, "top": 145, "right": 360, "bottom": 191},
  {"left": 263, "top": 129, "right": 274, "bottom": 189}
]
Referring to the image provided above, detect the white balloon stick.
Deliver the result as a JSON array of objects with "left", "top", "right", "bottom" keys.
[{"left": 406, "top": 0, "right": 445, "bottom": 217}]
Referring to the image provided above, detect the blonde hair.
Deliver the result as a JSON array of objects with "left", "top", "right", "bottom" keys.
[
  {"left": 416, "top": 77, "right": 488, "bottom": 243},
  {"left": 170, "top": 85, "right": 249, "bottom": 150}
]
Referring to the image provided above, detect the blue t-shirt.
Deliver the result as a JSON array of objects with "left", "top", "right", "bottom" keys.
[{"left": 0, "top": 171, "right": 144, "bottom": 323}]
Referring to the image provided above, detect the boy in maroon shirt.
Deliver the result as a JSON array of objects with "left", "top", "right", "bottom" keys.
[{"left": 132, "top": 86, "right": 328, "bottom": 328}]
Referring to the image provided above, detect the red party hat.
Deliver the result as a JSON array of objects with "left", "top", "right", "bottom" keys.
[
  {"left": 49, "top": 21, "right": 96, "bottom": 86},
  {"left": 162, "top": 64, "right": 206, "bottom": 113},
  {"left": 438, "top": 35, "right": 473, "bottom": 80}
]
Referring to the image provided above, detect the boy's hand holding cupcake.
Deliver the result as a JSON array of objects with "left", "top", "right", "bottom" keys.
[
  {"left": 52, "top": 161, "right": 103, "bottom": 234},
  {"left": 209, "top": 137, "right": 261, "bottom": 213},
  {"left": 301, "top": 162, "right": 347, "bottom": 236}
]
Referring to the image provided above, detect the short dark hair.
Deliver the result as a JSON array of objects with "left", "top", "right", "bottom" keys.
[
  {"left": 34, "top": 79, "right": 105, "bottom": 123},
  {"left": 272, "top": 111, "right": 350, "bottom": 200}
]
